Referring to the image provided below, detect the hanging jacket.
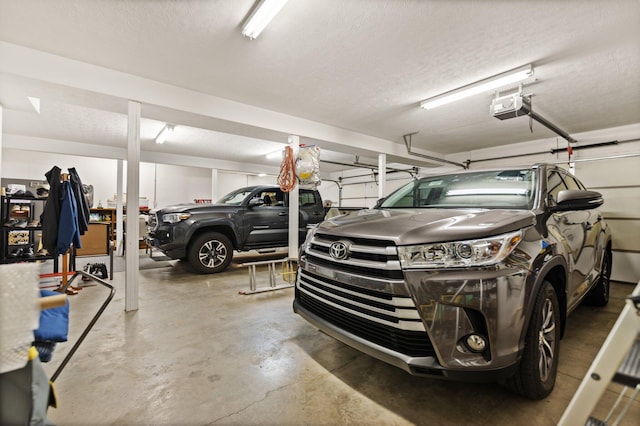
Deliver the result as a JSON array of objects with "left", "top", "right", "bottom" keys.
[
  {"left": 56, "top": 180, "right": 82, "bottom": 255},
  {"left": 40, "top": 166, "right": 62, "bottom": 255},
  {"left": 68, "top": 168, "right": 90, "bottom": 235}
]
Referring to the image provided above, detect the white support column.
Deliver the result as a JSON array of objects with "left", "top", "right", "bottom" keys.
[
  {"left": 125, "top": 101, "right": 141, "bottom": 312},
  {"left": 211, "top": 168, "right": 218, "bottom": 203},
  {"left": 288, "top": 135, "right": 300, "bottom": 259},
  {"left": 116, "top": 159, "right": 124, "bottom": 255},
  {"left": 378, "top": 153, "right": 387, "bottom": 202}
]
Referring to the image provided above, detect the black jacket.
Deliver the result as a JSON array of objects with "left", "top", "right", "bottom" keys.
[{"left": 40, "top": 166, "right": 62, "bottom": 255}]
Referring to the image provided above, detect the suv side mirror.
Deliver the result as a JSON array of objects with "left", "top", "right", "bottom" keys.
[{"left": 550, "top": 190, "right": 604, "bottom": 212}]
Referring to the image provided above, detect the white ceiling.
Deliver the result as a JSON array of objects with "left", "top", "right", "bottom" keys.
[{"left": 0, "top": 0, "right": 639, "bottom": 176}]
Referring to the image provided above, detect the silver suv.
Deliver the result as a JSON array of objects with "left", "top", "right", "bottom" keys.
[{"left": 294, "top": 164, "right": 612, "bottom": 400}]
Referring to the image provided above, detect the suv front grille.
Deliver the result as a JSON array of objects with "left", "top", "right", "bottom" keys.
[
  {"left": 306, "top": 234, "right": 403, "bottom": 279},
  {"left": 298, "top": 232, "right": 435, "bottom": 357}
]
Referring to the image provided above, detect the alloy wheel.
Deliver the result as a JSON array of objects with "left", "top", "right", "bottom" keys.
[
  {"left": 199, "top": 239, "right": 227, "bottom": 268},
  {"left": 538, "top": 298, "right": 556, "bottom": 382}
]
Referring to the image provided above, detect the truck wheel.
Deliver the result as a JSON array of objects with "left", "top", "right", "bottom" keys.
[
  {"left": 188, "top": 232, "right": 233, "bottom": 274},
  {"left": 583, "top": 250, "right": 611, "bottom": 307},
  {"left": 506, "top": 281, "right": 561, "bottom": 400}
]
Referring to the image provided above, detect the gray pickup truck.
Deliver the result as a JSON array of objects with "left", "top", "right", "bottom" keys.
[
  {"left": 148, "top": 185, "right": 325, "bottom": 273},
  {"left": 294, "top": 164, "right": 612, "bottom": 400}
]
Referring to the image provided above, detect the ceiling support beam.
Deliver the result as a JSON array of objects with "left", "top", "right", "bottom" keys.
[{"left": 0, "top": 42, "right": 439, "bottom": 168}]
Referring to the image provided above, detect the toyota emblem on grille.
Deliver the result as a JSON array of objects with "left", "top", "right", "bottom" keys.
[{"left": 329, "top": 241, "right": 350, "bottom": 260}]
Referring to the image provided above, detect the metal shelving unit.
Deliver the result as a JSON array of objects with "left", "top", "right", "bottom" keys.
[{"left": 1, "top": 195, "right": 53, "bottom": 264}]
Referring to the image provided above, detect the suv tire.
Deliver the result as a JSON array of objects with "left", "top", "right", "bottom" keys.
[
  {"left": 506, "top": 281, "right": 561, "bottom": 400},
  {"left": 583, "top": 250, "right": 611, "bottom": 307},
  {"left": 188, "top": 232, "right": 233, "bottom": 274}
]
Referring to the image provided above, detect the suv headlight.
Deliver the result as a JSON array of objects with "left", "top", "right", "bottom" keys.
[
  {"left": 398, "top": 230, "right": 522, "bottom": 269},
  {"left": 302, "top": 224, "right": 319, "bottom": 252},
  {"left": 162, "top": 212, "right": 191, "bottom": 224}
]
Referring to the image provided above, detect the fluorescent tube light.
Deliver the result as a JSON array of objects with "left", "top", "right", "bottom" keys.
[
  {"left": 242, "top": 0, "right": 288, "bottom": 39},
  {"left": 155, "top": 124, "right": 174, "bottom": 144},
  {"left": 420, "top": 64, "right": 534, "bottom": 110}
]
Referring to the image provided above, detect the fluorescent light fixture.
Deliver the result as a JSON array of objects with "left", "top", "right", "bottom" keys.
[
  {"left": 257, "top": 173, "right": 267, "bottom": 177},
  {"left": 242, "top": 0, "right": 288, "bottom": 39},
  {"left": 155, "top": 124, "right": 174, "bottom": 144},
  {"left": 420, "top": 64, "right": 534, "bottom": 110},
  {"left": 28, "top": 96, "right": 40, "bottom": 114}
]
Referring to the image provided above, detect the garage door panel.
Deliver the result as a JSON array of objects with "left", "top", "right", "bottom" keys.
[
  {"left": 606, "top": 219, "right": 640, "bottom": 252},
  {"left": 576, "top": 156, "right": 640, "bottom": 188},
  {"left": 572, "top": 154, "right": 640, "bottom": 283},
  {"left": 596, "top": 187, "right": 640, "bottom": 218}
]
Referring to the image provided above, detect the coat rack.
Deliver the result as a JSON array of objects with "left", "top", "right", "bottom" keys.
[{"left": 59, "top": 173, "right": 71, "bottom": 289}]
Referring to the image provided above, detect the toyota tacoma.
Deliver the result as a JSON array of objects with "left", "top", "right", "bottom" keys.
[{"left": 148, "top": 185, "right": 325, "bottom": 273}]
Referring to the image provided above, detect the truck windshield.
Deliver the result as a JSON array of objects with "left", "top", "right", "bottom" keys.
[
  {"left": 379, "top": 169, "right": 536, "bottom": 210},
  {"left": 217, "top": 189, "right": 254, "bottom": 205}
]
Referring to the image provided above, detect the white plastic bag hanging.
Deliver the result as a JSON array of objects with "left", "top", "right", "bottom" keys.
[{"left": 295, "top": 145, "right": 321, "bottom": 189}]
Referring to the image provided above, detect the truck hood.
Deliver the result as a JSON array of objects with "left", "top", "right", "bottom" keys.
[{"left": 315, "top": 208, "right": 536, "bottom": 244}]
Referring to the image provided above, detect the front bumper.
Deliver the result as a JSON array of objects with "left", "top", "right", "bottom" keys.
[
  {"left": 294, "top": 254, "right": 532, "bottom": 381},
  {"left": 293, "top": 298, "right": 518, "bottom": 381},
  {"left": 148, "top": 225, "right": 188, "bottom": 259}
]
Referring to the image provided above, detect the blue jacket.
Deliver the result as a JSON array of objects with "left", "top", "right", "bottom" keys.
[{"left": 56, "top": 180, "right": 82, "bottom": 255}]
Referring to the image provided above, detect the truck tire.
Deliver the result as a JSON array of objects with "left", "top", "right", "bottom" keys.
[
  {"left": 188, "top": 232, "right": 233, "bottom": 274},
  {"left": 506, "top": 281, "right": 561, "bottom": 400}
]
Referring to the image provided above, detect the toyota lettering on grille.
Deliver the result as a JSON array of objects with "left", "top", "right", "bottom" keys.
[{"left": 329, "top": 241, "right": 350, "bottom": 260}]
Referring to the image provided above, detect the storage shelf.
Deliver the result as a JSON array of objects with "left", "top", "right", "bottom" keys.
[{"left": 1, "top": 195, "right": 48, "bottom": 264}]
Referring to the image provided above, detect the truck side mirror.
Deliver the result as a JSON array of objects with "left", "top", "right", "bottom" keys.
[{"left": 248, "top": 198, "right": 264, "bottom": 207}]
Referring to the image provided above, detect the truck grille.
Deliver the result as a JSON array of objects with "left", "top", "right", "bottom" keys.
[{"left": 298, "top": 232, "right": 434, "bottom": 357}]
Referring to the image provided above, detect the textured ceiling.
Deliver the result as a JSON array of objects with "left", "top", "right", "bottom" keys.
[{"left": 0, "top": 0, "right": 639, "bottom": 174}]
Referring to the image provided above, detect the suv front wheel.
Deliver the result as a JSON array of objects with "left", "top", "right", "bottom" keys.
[
  {"left": 506, "top": 281, "right": 561, "bottom": 400},
  {"left": 188, "top": 232, "right": 233, "bottom": 274}
]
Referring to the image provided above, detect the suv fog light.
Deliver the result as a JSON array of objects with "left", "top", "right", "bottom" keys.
[{"left": 465, "top": 334, "right": 487, "bottom": 352}]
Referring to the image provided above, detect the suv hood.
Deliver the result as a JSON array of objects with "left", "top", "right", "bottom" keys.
[{"left": 316, "top": 208, "right": 536, "bottom": 244}]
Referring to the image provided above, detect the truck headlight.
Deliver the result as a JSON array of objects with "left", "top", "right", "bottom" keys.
[
  {"left": 162, "top": 213, "right": 191, "bottom": 224},
  {"left": 397, "top": 230, "right": 522, "bottom": 269}
]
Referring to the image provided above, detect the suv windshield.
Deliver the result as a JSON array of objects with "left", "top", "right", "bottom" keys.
[{"left": 380, "top": 168, "right": 536, "bottom": 210}]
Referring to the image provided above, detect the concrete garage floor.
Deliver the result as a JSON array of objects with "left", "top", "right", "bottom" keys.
[{"left": 43, "top": 253, "right": 639, "bottom": 426}]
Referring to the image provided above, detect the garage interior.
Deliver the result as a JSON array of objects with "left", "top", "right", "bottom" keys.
[{"left": 0, "top": 1, "right": 639, "bottom": 425}]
